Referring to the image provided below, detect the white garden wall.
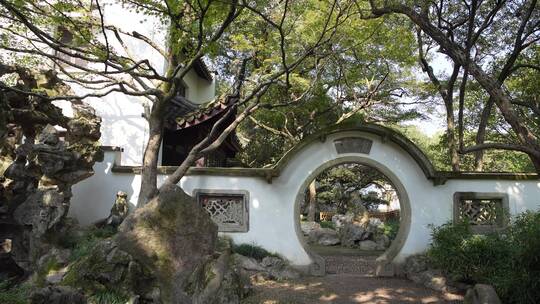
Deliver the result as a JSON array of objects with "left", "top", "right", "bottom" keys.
[{"left": 69, "top": 126, "right": 540, "bottom": 271}]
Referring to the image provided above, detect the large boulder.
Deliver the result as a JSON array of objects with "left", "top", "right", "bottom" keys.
[
  {"left": 331, "top": 213, "right": 353, "bottom": 229},
  {"left": 61, "top": 239, "right": 157, "bottom": 302},
  {"left": 403, "top": 255, "right": 457, "bottom": 294},
  {"left": 358, "top": 240, "right": 378, "bottom": 251},
  {"left": 116, "top": 184, "right": 245, "bottom": 304},
  {"left": 233, "top": 254, "right": 300, "bottom": 282},
  {"left": 300, "top": 221, "right": 320, "bottom": 236},
  {"left": 260, "top": 256, "right": 300, "bottom": 281},
  {"left": 233, "top": 254, "right": 265, "bottom": 272},
  {"left": 340, "top": 222, "right": 372, "bottom": 247},
  {"left": 404, "top": 254, "right": 429, "bottom": 275},
  {"left": 30, "top": 286, "right": 86, "bottom": 304},
  {"left": 374, "top": 234, "right": 391, "bottom": 250},
  {"left": 186, "top": 244, "right": 249, "bottom": 304},
  {"left": 308, "top": 228, "right": 340, "bottom": 246},
  {"left": 464, "top": 284, "right": 502, "bottom": 304}
]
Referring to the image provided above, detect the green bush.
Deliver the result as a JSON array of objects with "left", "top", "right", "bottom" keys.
[
  {"left": 0, "top": 280, "right": 30, "bottom": 304},
  {"left": 427, "top": 211, "right": 540, "bottom": 303},
  {"left": 70, "top": 226, "right": 117, "bottom": 262},
  {"left": 380, "top": 218, "right": 400, "bottom": 240},
  {"left": 88, "top": 289, "right": 129, "bottom": 304},
  {"left": 231, "top": 243, "right": 279, "bottom": 261},
  {"left": 319, "top": 221, "right": 335, "bottom": 230}
]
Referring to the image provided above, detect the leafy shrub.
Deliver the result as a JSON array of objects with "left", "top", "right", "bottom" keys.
[
  {"left": 70, "top": 226, "right": 117, "bottom": 262},
  {"left": 380, "top": 218, "right": 400, "bottom": 240},
  {"left": 427, "top": 211, "right": 540, "bottom": 303},
  {"left": 232, "top": 243, "right": 279, "bottom": 261},
  {"left": 35, "top": 255, "right": 64, "bottom": 287},
  {"left": 0, "top": 280, "right": 30, "bottom": 304},
  {"left": 319, "top": 221, "right": 335, "bottom": 230},
  {"left": 88, "top": 289, "right": 129, "bottom": 304}
]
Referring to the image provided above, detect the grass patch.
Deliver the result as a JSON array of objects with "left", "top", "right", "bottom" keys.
[
  {"left": 88, "top": 289, "right": 129, "bottom": 304},
  {"left": 70, "top": 226, "right": 117, "bottom": 262},
  {"left": 0, "top": 280, "right": 31, "bottom": 304},
  {"left": 319, "top": 221, "right": 335, "bottom": 230},
  {"left": 232, "top": 243, "right": 280, "bottom": 261},
  {"left": 35, "top": 256, "right": 63, "bottom": 287}
]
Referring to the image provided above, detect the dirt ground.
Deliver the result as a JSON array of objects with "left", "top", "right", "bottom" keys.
[{"left": 241, "top": 274, "right": 464, "bottom": 304}]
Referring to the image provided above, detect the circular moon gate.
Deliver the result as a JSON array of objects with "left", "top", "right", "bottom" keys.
[{"left": 293, "top": 156, "right": 411, "bottom": 275}]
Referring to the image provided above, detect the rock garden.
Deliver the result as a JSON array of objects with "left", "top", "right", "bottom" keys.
[
  {"left": 301, "top": 214, "right": 394, "bottom": 251},
  {"left": 299, "top": 163, "right": 400, "bottom": 254}
]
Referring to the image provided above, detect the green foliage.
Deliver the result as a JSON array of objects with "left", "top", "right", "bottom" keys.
[
  {"left": 231, "top": 243, "right": 279, "bottom": 261},
  {"left": 427, "top": 211, "right": 540, "bottom": 303},
  {"left": 0, "top": 280, "right": 30, "bottom": 304},
  {"left": 70, "top": 226, "right": 117, "bottom": 262},
  {"left": 313, "top": 163, "right": 392, "bottom": 213},
  {"left": 35, "top": 255, "right": 63, "bottom": 287},
  {"left": 380, "top": 218, "right": 400, "bottom": 240},
  {"left": 88, "top": 289, "right": 129, "bottom": 304},
  {"left": 319, "top": 221, "right": 335, "bottom": 230}
]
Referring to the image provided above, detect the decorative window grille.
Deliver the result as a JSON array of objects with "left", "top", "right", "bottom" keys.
[
  {"left": 195, "top": 190, "right": 249, "bottom": 232},
  {"left": 458, "top": 199, "right": 501, "bottom": 225},
  {"left": 453, "top": 192, "right": 508, "bottom": 233}
]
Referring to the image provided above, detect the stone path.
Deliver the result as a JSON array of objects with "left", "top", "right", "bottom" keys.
[
  {"left": 243, "top": 246, "right": 464, "bottom": 303},
  {"left": 324, "top": 255, "right": 378, "bottom": 275},
  {"left": 242, "top": 274, "right": 464, "bottom": 304}
]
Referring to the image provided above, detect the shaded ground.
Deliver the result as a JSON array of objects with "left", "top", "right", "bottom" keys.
[
  {"left": 242, "top": 274, "right": 464, "bottom": 304},
  {"left": 310, "top": 245, "right": 383, "bottom": 275}
]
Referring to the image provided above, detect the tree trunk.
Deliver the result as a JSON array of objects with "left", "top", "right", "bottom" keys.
[
  {"left": 307, "top": 180, "right": 317, "bottom": 222},
  {"left": 445, "top": 99, "right": 460, "bottom": 171},
  {"left": 474, "top": 98, "right": 494, "bottom": 171},
  {"left": 531, "top": 155, "right": 540, "bottom": 173},
  {"left": 137, "top": 108, "right": 165, "bottom": 207},
  {"left": 375, "top": 5, "right": 540, "bottom": 172}
]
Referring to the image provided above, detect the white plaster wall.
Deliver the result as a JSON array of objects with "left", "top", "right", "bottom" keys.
[
  {"left": 183, "top": 69, "right": 216, "bottom": 105},
  {"left": 69, "top": 130, "right": 540, "bottom": 267},
  {"left": 53, "top": 1, "right": 216, "bottom": 166}
]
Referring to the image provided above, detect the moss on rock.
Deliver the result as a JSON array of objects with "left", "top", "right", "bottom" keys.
[
  {"left": 61, "top": 239, "right": 157, "bottom": 302},
  {"left": 115, "top": 184, "right": 218, "bottom": 303}
]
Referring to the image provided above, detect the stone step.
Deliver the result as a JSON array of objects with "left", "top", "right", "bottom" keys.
[{"left": 323, "top": 255, "right": 379, "bottom": 276}]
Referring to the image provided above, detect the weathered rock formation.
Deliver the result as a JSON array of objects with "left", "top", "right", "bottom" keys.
[
  {"left": 59, "top": 238, "right": 157, "bottom": 303},
  {"left": 308, "top": 227, "right": 340, "bottom": 246},
  {"left": 116, "top": 184, "right": 247, "bottom": 303},
  {"left": 95, "top": 191, "right": 130, "bottom": 228},
  {"left": 0, "top": 67, "right": 102, "bottom": 280},
  {"left": 302, "top": 214, "right": 393, "bottom": 250},
  {"left": 403, "top": 254, "right": 466, "bottom": 294}
]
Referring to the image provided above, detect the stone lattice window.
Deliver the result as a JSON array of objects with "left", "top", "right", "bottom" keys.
[
  {"left": 458, "top": 199, "right": 501, "bottom": 225},
  {"left": 195, "top": 190, "right": 249, "bottom": 232},
  {"left": 453, "top": 192, "right": 508, "bottom": 233}
]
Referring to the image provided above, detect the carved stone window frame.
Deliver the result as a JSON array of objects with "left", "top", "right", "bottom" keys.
[
  {"left": 453, "top": 192, "right": 509, "bottom": 234},
  {"left": 194, "top": 189, "right": 249, "bottom": 232}
]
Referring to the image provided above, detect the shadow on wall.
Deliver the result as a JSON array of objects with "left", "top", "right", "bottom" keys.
[
  {"left": 90, "top": 94, "right": 148, "bottom": 166},
  {"left": 495, "top": 181, "right": 540, "bottom": 215}
]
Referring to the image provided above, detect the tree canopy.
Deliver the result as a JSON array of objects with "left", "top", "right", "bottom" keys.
[{"left": 1, "top": 0, "right": 538, "bottom": 198}]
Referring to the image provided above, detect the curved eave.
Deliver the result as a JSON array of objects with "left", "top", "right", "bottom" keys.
[{"left": 271, "top": 122, "right": 437, "bottom": 180}]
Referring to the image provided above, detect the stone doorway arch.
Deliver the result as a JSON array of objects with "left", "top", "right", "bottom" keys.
[{"left": 293, "top": 155, "right": 411, "bottom": 276}]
